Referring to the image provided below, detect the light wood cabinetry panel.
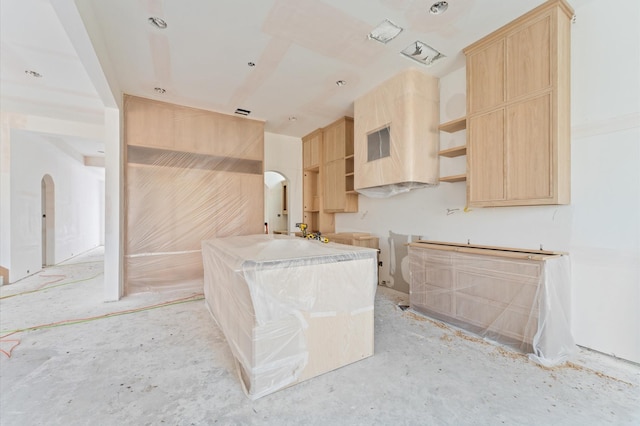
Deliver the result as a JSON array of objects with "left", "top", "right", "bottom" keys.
[
  {"left": 302, "top": 169, "right": 334, "bottom": 233},
  {"left": 354, "top": 69, "right": 439, "bottom": 192},
  {"left": 303, "top": 129, "right": 321, "bottom": 170},
  {"left": 303, "top": 171, "right": 319, "bottom": 212},
  {"left": 322, "top": 117, "right": 357, "bottom": 213},
  {"left": 506, "top": 94, "right": 552, "bottom": 200},
  {"left": 125, "top": 96, "right": 175, "bottom": 150},
  {"left": 506, "top": 15, "right": 551, "bottom": 100},
  {"left": 468, "top": 40, "right": 504, "bottom": 113},
  {"left": 124, "top": 95, "right": 264, "bottom": 294},
  {"left": 323, "top": 119, "right": 345, "bottom": 163},
  {"left": 324, "top": 233, "right": 379, "bottom": 250},
  {"left": 324, "top": 160, "right": 346, "bottom": 211},
  {"left": 464, "top": 0, "right": 572, "bottom": 207},
  {"left": 468, "top": 110, "right": 505, "bottom": 203},
  {"left": 302, "top": 130, "right": 335, "bottom": 233},
  {"left": 125, "top": 95, "right": 263, "bottom": 160}
]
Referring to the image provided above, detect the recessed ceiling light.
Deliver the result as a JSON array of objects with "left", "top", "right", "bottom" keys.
[
  {"left": 336, "top": 80, "right": 347, "bottom": 87},
  {"left": 429, "top": 1, "right": 449, "bottom": 15},
  {"left": 148, "top": 17, "right": 168, "bottom": 29},
  {"left": 154, "top": 87, "right": 166, "bottom": 94},
  {"left": 24, "top": 70, "right": 42, "bottom": 78},
  {"left": 368, "top": 19, "right": 403, "bottom": 44},
  {"left": 248, "top": 62, "right": 256, "bottom": 67},
  {"left": 288, "top": 116, "right": 297, "bottom": 122}
]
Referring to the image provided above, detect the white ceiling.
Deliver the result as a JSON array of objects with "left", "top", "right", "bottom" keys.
[{"left": 1, "top": 0, "right": 588, "bottom": 149}]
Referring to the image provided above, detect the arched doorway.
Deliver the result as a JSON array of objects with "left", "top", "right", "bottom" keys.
[
  {"left": 264, "top": 171, "right": 289, "bottom": 234},
  {"left": 41, "top": 175, "right": 55, "bottom": 267}
]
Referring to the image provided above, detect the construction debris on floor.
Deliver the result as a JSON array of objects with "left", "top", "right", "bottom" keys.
[{"left": 1, "top": 247, "right": 639, "bottom": 425}]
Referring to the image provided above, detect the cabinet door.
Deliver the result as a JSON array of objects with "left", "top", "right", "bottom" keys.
[
  {"left": 125, "top": 97, "right": 175, "bottom": 150},
  {"left": 468, "top": 40, "right": 505, "bottom": 114},
  {"left": 506, "top": 15, "right": 551, "bottom": 101},
  {"left": 303, "top": 171, "right": 318, "bottom": 211},
  {"left": 323, "top": 121, "right": 345, "bottom": 163},
  {"left": 323, "top": 159, "right": 346, "bottom": 211},
  {"left": 303, "top": 132, "right": 321, "bottom": 169},
  {"left": 468, "top": 110, "right": 505, "bottom": 204},
  {"left": 506, "top": 94, "right": 552, "bottom": 201}
]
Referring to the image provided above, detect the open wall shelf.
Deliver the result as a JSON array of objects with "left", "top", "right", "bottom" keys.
[
  {"left": 438, "top": 117, "right": 466, "bottom": 133},
  {"left": 439, "top": 174, "right": 467, "bottom": 183},
  {"left": 439, "top": 145, "right": 467, "bottom": 158}
]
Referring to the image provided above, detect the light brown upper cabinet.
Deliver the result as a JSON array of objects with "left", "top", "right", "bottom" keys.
[
  {"left": 125, "top": 95, "right": 263, "bottom": 160},
  {"left": 323, "top": 117, "right": 358, "bottom": 213},
  {"left": 302, "top": 128, "right": 335, "bottom": 233},
  {"left": 303, "top": 129, "right": 321, "bottom": 170},
  {"left": 465, "top": 0, "right": 573, "bottom": 207}
]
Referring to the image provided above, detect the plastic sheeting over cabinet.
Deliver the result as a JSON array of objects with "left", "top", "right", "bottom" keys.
[
  {"left": 202, "top": 234, "right": 378, "bottom": 399},
  {"left": 124, "top": 95, "right": 264, "bottom": 294},
  {"left": 409, "top": 241, "right": 576, "bottom": 366}
]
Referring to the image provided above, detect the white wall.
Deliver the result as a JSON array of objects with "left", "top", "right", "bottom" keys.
[
  {"left": 9, "top": 130, "right": 103, "bottom": 282},
  {"left": 337, "top": 0, "right": 640, "bottom": 363},
  {"left": 264, "top": 171, "right": 288, "bottom": 233},
  {"left": 264, "top": 132, "right": 303, "bottom": 235}
]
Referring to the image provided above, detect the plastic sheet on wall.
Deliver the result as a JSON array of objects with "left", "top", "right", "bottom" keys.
[
  {"left": 202, "top": 234, "right": 378, "bottom": 400},
  {"left": 124, "top": 95, "right": 265, "bottom": 294},
  {"left": 409, "top": 242, "right": 576, "bottom": 367},
  {"left": 126, "top": 149, "right": 264, "bottom": 294}
]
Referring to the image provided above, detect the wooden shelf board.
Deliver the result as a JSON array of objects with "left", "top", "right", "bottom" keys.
[
  {"left": 439, "top": 174, "right": 467, "bottom": 183},
  {"left": 346, "top": 190, "right": 358, "bottom": 195},
  {"left": 345, "top": 154, "right": 354, "bottom": 160},
  {"left": 439, "top": 117, "right": 467, "bottom": 133},
  {"left": 345, "top": 172, "right": 354, "bottom": 177},
  {"left": 439, "top": 145, "right": 467, "bottom": 158}
]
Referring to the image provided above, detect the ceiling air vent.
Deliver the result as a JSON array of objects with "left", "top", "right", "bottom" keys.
[
  {"left": 401, "top": 41, "right": 445, "bottom": 66},
  {"left": 234, "top": 108, "right": 251, "bottom": 116},
  {"left": 368, "top": 19, "right": 403, "bottom": 44}
]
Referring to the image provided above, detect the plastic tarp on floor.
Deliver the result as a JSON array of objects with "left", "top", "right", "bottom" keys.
[{"left": 202, "top": 234, "right": 378, "bottom": 399}]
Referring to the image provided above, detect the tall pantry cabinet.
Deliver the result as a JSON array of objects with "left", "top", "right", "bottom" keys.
[
  {"left": 302, "top": 117, "right": 358, "bottom": 233},
  {"left": 464, "top": 0, "right": 573, "bottom": 207},
  {"left": 302, "top": 129, "right": 334, "bottom": 233},
  {"left": 323, "top": 117, "right": 358, "bottom": 213}
]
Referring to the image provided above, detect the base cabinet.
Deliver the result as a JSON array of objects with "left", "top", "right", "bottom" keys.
[
  {"left": 324, "top": 232, "right": 379, "bottom": 250},
  {"left": 409, "top": 241, "right": 575, "bottom": 365}
]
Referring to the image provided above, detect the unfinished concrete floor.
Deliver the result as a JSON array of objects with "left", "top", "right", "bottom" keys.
[{"left": 1, "top": 247, "right": 638, "bottom": 425}]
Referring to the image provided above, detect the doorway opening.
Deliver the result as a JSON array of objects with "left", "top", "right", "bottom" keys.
[
  {"left": 41, "top": 174, "right": 55, "bottom": 267},
  {"left": 264, "top": 171, "right": 289, "bottom": 235}
]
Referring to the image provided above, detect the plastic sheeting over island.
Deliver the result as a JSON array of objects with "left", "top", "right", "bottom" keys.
[
  {"left": 202, "top": 234, "right": 379, "bottom": 399},
  {"left": 409, "top": 241, "right": 577, "bottom": 367}
]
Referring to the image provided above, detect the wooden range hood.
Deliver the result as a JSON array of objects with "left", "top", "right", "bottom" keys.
[{"left": 354, "top": 68, "right": 440, "bottom": 198}]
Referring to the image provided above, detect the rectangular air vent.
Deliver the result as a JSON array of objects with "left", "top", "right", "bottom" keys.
[
  {"left": 401, "top": 41, "right": 445, "bottom": 66},
  {"left": 368, "top": 19, "right": 403, "bottom": 44},
  {"left": 234, "top": 108, "right": 251, "bottom": 116}
]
